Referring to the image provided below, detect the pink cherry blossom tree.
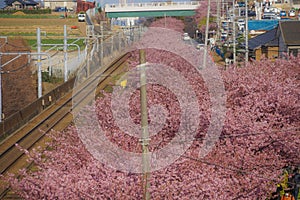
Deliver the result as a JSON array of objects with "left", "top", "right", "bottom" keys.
[
  {"left": 149, "top": 17, "right": 185, "bottom": 33},
  {"left": 2, "top": 23, "right": 300, "bottom": 200}
]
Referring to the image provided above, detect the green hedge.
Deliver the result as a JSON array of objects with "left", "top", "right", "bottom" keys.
[{"left": 0, "top": 9, "right": 51, "bottom": 15}]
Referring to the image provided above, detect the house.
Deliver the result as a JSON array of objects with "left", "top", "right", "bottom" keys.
[
  {"left": 44, "top": 0, "right": 76, "bottom": 11},
  {"left": 277, "top": 21, "right": 300, "bottom": 57},
  {"left": 248, "top": 21, "right": 300, "bottom": 60},
  {"left": 5, "top": 0, "right": 38, "bottom": 10},
  {"left": 248, "top": 28, "right": 279, "bottom": 60},
  {"left": 76, "top": 0, "right": 95, "bottom": 13}
]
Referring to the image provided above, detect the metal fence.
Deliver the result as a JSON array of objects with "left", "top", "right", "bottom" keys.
[
  {"left": 74, "top": 24, "right": 145, "bottom": 83},
  {"left": 0, "top": 21, "right": 146, "bottom": 139}
]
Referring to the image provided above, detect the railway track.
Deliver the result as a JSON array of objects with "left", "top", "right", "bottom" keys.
[{"left": 0, "top": 53, "right": 130, "bottom": 199}]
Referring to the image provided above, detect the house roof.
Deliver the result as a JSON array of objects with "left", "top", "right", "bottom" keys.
[
  {"left": 0, "top": 0, "right": 8, "bottom": 9},
  {"left": 279, "top": 21, "right": 300, "bottom": 46},
  {"left": 5, "top": 0, "right": 38, "bottom": 6},
  {"left": 248, "top": 28, "right": 278, "bottom": 50},
  {"left": 248, "top": 20, "right": 279, "bottom": 31},
  {"left": 23, "top": 0, "right": 38, "bottom": 5}
]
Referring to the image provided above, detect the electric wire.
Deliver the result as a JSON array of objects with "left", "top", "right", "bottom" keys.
[
  {"left": 0, "top": 62, "right": 30, "bottom": 74},
  {"left": 151, "top": 136, "right": 299, "bottom": 187},
  {"left": 148, "top": 125, "right": 299, "bottom": 188}
]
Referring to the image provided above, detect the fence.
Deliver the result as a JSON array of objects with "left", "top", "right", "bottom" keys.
[{"left": 0, "top": 20, "right": 145, "bottom": 140}]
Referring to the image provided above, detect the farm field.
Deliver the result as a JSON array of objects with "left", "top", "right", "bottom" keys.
[
  {"left": 0, "top": 14, "right": 87, "bottom": 38},
  {"left": 0, "top": 13, "right": 88, "bottom": 116}
]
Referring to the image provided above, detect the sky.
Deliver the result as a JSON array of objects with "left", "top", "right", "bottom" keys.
[{"left": 97, "top": 0, "right": 191, "bottom": 7}]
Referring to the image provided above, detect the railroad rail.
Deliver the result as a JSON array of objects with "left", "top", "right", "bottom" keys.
[{"left": 0, "top": 52, "right": 130, "bottom": 199}]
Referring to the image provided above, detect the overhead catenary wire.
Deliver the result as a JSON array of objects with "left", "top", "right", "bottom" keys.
[
  {"left": 149, "top": 137, "right": 299, "bottom": 194},
  {"left": 150, "top": 136, "right": 299, "bottom": 188},
  {"left": 169, "top": 150, "right": 299, "bottom": 186},
  {"left": 0, "top": 62, "right": 30, "bottom": 74},
  {"left": 170, "top": 127, "right": 300, "bottom": 144},
  {"left": 149, "top": 125, "right": 299, "bottom": 184}
]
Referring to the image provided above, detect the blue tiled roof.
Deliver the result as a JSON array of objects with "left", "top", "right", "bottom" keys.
[
  {"left": 248, "top": 20, "right": 279, "bottom": 31},
  {"left": 0, "top": 0, "right": 8, "bottom": 9},
  {"left": 248, "top": 28, "right": 278, "bottom": 50}
]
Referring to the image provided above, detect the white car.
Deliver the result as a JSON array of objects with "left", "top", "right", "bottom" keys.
[
  {"left": 221, "top": 32, "right": 228, "bottom": 40},
  {"left": 237, "top": 19, "right": 245, "bottom": 28},
  {"left": 264, "top": 7, "right": 271, "bottom": 13},
  {"left": 196, "top": 43, "right": 204, "bottom": 49},
  {"left": 237, "top": 18, "right": 245, "bottom": 24},
  {"left": 270, "top": 7, "right": 279, "bottom": 14},
  {"left": 289, "top": 10, "right": 296, "bottom": 17},
  {"left": 238, "top": 23, "right": 245, "bottom": 31},
  {"left": 78, "top": 13, "right": 86, "bottom": 22},
  {"left": 183, "top": 33, "right": 190, "bottom": 41}
]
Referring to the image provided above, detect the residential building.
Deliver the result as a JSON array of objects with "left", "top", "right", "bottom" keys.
[
  {"left": 277, "top": 21, "right": 300, "bottom": 57},
  {"left": 44, "top": 0, "right": 76, "bottom": 11},
  {"left": 248, "top": 28, "right": 279, "bottom": 60},
  {"left": 248, "top": 21, "right": 300, "bottom": 60},
  {"left": 5, "top": 0, "right": 38, "bottom": 9}
]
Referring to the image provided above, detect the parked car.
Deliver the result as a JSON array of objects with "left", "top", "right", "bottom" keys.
[
  {"left": 183, "top": 32, "right": 190, "bottom": 41},
  {"left": 237, "top": 1, "right": 245, "bottom": 7},
  {"left": 238, "top": 23, "right": 245, "bottom": 32},
  {"left": 264, "top": 7, "right": 271, "bottom": 13},
  {"left": 262, "top": 12, "right": 276, "bottom": 19},
  {"left": 78, "top": 13, "right": 86, "bottom": 22},
  {"left": 248, "top": 10, "right": 256, "bottom": 16},
  {"left": 280, "top": 10, "right": 287, "bottom": 17},
  {"left": 221, "top": 20, "right": 230, "bottom": 29},
  {"left": 288, "top": 10, "right": 296, "bottom": 17},
  {"left": 275, "top": 14, "right": 281, "bottom": 20},
  {"left": 237, "top": 19, "right": 245, "bottom": 25},
  {"left": 221, "top": 32, "right": 228, "bottom": 40},
  {"left": 240, "top": 10, "right": 256, "bottom": 17},
  {"left": 54, "top": 7, "right": 67, "bottom": 12},
  {"left": 270, "top": 7, "right": 280, "bottom": 14},
  {"left": 196, "top": 43, "right": 205, "bottom": 49}
]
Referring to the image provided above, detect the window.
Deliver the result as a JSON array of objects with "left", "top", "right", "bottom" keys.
[
  {"left": 262, "top": 46, "right": 268, "bottom": 57},
  {"left": 289, "top": 48, "right": 299, "bottom": 57}
]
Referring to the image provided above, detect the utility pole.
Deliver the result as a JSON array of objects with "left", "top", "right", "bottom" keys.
[
  {"left": 111, "top": 35, "right": 114, "bottom": 54},
  {"left": 86, "top": 39, "right": 90, "bottom": 77},
  {"left": 139, "top": 49, "right": 150, "bottom": 200},
  {"left": 119, "top": 31, "right": 122, "bottom": 51},
  {"left": 63, "top": 25, "right": 68, "bottom": 82},
  {"left": 0, "top": 55, "right": 2, "bottom": 122},
  {"left": 202, "top": 0, "right": 211, "bottom": 69},
  {"left": 164, "top": 13, "right": 167, "bottom": 28},
  {"left": 245, "top": 0, "right": 249, "bottom": 63},
  {"left": 37, "top": 28, "right": 42, "bottom": 98},
  {"left": 130, "top": 22, "right": 133, "bottom": 43},
  {"left": 233, "top": 0, "right": 236, "bottom": 64},
  {"left": 216, "top": 0, "right": 221, "bottom": 41},
  {"left": 100, "top": 23, "right": 104, "bottom": 67}
]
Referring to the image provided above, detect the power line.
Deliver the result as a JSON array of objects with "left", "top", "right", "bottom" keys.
[
  {"left": 0, "top": 62, "right": 30, "bottom": 74},
  {"left": 167, "top": 148, "right": 299, "bottom": 187},
  {"left": 4, "top": 42, "right": 30, "bottom": 50},
  {"left": 219, "top": 127, "right": 300, "bottom": 139}
]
